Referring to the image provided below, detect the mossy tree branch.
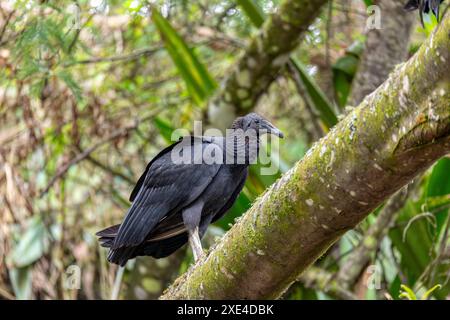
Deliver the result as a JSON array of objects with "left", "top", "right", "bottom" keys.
[
  {"left": 207, "top": 0, "right": 329, "bottom": 130},
  {"left": 162, "top": 15, "right": 450, "bottom": 299}
]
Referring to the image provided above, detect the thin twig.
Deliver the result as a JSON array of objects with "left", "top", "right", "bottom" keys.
[
  {"left": 64, "top": 47, "right": 163, "bottom": 67},
  {"left": 39, "top": 108, "right": 161, "bottom": 197},
  {"left": 0, "top": 9, "right": 15, "bottom": 44},
  {"left": 85, "top": 155, "right": 135, "bottom": 185}
]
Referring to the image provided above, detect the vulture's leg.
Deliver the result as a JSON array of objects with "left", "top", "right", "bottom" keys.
[
  {"left": 188, "top": 227, "right": 203, "bottom": 261},
  {"left": 182, "top": 201, "right": 204, "bottom": 262}
]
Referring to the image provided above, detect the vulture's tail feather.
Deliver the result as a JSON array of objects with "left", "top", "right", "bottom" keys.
[
  {"left": 141, "top": 233, "right": 188, "bottom": 259},
  {"left": 96, "top": 224, "right": 188, "bottom": 265},
  {"left": 96, "top": 224, "right": 120, "bottom": 248},
  {"left": 96, "top": 224, "right": 136, "bottom": 266}
]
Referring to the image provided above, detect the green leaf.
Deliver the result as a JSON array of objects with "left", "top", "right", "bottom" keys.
[
  {"left": 389, "top": 275, "right": 402, "bottom": 300},
  {"left": 9, "top": 216, "right": 49, "bottom": 268},
  {"left": 153, "top": 117, "right": 179, "bottom": 144},
  {"left": 152, "top": 8, "right": 217, "bottom": 106},
  {"left": 57, "top": 70, "right": 83, "bottom": 101},
  {"left": 237, "top": 0, "right": 337, "bottom": 129},
  {"left": 331, "top": 40, "right": 363, "bottom": 108},
  {"left": 9, "top": 267, "right": 32, "bottom": 300},
  {"left": 332, "top": 54, "right": 359, "bottom": 108},
  {"left": 389, "top": 164, "right": 450, "bottom": 299},
  {"left": 422, "top": 284, "right": 442, "bottom": 300},
  {"left": 389, "top": 199, "right": 434, "bottom": 285},
  {"left": 399, "top": 284, "right": 417, "bottom": 300},
  {"left": 426, "top": 158, "right": 450, "bottom": 233},
  {"left": 236, "top": 0, "right": 265, "bottom": 27},
  {"left": 290, "top": 59, "right": 338, "bottom": 128},
  {"left": 333, "top": 56, "right": 359, "bottom": 76}
]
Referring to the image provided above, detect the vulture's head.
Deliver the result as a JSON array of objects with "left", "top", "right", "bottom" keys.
[{"left": 231, "top": 113, "right": 284, "bottom": 138}]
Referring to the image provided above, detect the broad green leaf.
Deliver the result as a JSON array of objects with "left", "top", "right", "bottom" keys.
[
  {"left": 389, "top": 199, "right": 434, "bottom": 285},
  {"left": 290, "top": 59, "right": 338, "bottom": 128},
  {"left": 426, "top": 158, "right": 450, "bottom": 233},
  {"left": 9, "top": 267, "right": 32, "bottom": 300},
  {"left": 333, "top": 71, "right": 353, "bottom": 108},
  {"left": 152, "top": 9, "right": 217, "bottom": 106},
  {"left": 389, "top": 275, "right": 402, "bottom": 300},
  {"left": 332, "top": 41, "right": 363, "bottom": 108},
  {"left": 236, "top": 0, "right": 265, "bottom": 27},
  {"left": 237, "top": 0, "right": 338, "bottom": 129},
  {"left": 153, "top": 117, "right": 177, "bottom": 144},
  {"left": 332, "top": 54, "right": 359, "bottom": 108},
  {"left": 9, "top": 216, "right": 49, "bottom": 268},
  {"left": 333, "top": 55, "right": 359, "bottom": 75},
  {"left": 389, "top": 165, "right": 450, "bottom": 299}
]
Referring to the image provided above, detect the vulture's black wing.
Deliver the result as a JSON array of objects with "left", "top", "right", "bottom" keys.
[
  {"left": 112, "top": 136, "right": 222, "bottom": 250},
  {"left": 129, "top": 139, "right": 182, "bottom": 202}
]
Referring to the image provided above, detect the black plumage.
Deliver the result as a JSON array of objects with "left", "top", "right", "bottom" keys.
[
  {"left": 96, "top": 113, "right": 283, "bottom": 266},
  {"left": 404, "top": 0, "right": 445, "bottom": 26}
]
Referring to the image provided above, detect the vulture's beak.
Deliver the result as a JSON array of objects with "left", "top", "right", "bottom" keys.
[{"left": 262, "top": 120, "right": 284, "bottom": 139}]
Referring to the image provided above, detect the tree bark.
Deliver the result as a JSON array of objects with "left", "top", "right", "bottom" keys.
[
  {"left": 207, "top": 0, "right": 329, "bottom": 130},
  {"left": 160, "top": 15, "right": 450, "bottom": 299},
  {"left": 348, "top": 0, "right": 415, "bottom": 106}
]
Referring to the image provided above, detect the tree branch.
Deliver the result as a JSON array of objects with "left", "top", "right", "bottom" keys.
[{"left": 161, "top": 15, "right": 450, "bottom": 299}]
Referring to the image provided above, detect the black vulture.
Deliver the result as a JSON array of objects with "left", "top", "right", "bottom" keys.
[
  {"left": 97, "top": 113, "right": 284, "bottom": 266},
  {"left": 404, "top": 0, "right": 445, "bottom": 26}
]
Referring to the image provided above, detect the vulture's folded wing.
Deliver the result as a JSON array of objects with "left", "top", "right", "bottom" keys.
[
  {"left": 113, "top": 136, "right": 222, "bottom": 249},
  {"left": 129, "top": 139, "right": 182, "bottom": 202}
]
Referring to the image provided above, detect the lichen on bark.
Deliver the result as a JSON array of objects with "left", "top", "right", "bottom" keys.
[{"left": 161, "top": 14, "right": 450, "bottom": 300}]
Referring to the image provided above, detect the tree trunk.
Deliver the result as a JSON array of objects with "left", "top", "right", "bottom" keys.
[
  {"left": 348, "top": 0, "right": 415, "bottom": 106},
  {"left": 161, "top": 15, "right": 450, "bottom": 299},
  {"left": 207, "top": 0, "right": 329, "bottom": 130}
]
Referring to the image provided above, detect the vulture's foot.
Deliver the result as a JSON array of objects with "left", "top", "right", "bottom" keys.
[{"left": 188, "top": 227, "right": 204, "bottom": 262}]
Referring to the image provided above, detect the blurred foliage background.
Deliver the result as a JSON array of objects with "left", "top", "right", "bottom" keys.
[{"left": 0, "top": 0, "right": 449, "bottom": 300}]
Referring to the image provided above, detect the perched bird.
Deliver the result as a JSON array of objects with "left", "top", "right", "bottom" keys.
[
  {"left": 97, "top": 113, "right": 283, "bottom": 266},
  {"left": 404, "top": 0, "right": 445, "bottom": 26}
]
